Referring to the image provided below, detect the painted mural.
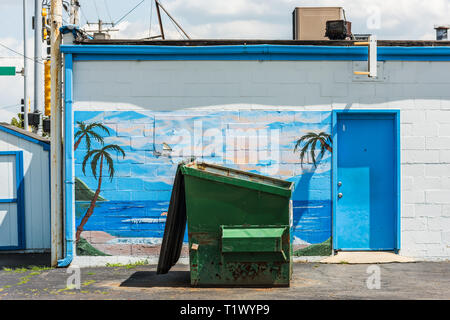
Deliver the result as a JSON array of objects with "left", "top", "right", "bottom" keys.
[{"left": 74, "top": 110, "right": 332, "bottom": 256}]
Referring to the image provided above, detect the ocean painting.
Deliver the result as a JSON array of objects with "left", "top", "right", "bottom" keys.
[{"left": 74, "top": 110, "right": 332, "bottom": 256}]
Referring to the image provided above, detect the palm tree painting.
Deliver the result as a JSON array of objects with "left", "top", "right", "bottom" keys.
[
  {"left": 294, "top": 132, "right": 332, "bottom": 167},
  {"left": 74, "top": 121, "right": 110, "bottom": 151},
  {"left": 76, "top": 144, "right": 126, "bottom": 242}
]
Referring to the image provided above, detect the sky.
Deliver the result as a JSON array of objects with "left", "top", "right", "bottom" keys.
[{"left": 0, "top": 0, "right": 449, "bottom": 122}]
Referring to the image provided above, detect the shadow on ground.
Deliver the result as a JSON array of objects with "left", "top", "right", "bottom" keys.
[
  {"left": 0, "top": 253, "right": 51, "bottom": 269},
  {"left": 120, "top": 270, "right": 287, "bottom": 289},
  {"left": 120, "top": 271, "right": 191, "bottom": 288}
]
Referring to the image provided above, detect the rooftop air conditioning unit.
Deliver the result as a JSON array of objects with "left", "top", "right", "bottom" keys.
[{"left": 293, "top": 7, "right": 344, "bottom": 40}]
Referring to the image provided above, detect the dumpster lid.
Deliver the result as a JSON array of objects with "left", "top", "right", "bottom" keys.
[
  {"left": 181, "top": 162, "right": 293, "bottom": 198},
  {"left": 157, "top": 164, "right": 187, "bottom": 274}
]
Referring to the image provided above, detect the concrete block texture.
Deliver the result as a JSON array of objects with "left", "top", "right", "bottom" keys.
[{"left": 72, "top": 59, "right": 450, "bottom": 259}]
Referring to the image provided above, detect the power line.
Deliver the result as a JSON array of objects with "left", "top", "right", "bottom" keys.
[
  {"left": 149, "top": 0, "right": 153, "bottom": 37},
  {"left": 0, "top": 42, "right": 44, "bottom": 65},
  {"left": 79, "top": 3, "right": 90, "bottom": 24},
  {"left": 162, "top": 1, "right": 185, "bottom": 40},
  {"left": 104, "top": 0, "right": 113, "bottom": 23},
  {"left": 93, "top": 0, "right": 101, "bottom": 21},
  {"left": 158, "top": 0, "right": 190, "bottom": 39},
  {"left": 167, "top": 13, "right": 184, "bottom": 39},
  {"left": 0, "top": 103, "right": 22, "bottom": 110},
  {"left": 114, "top": 0, "right": 146, "bottom": 26}
]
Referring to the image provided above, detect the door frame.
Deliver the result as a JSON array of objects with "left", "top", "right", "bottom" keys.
[
  {"left": 0, "top": 151, "right": 25, "bottom": 250},
  {"left": 331, "top": 110, "right": 400, "bottom": 252}
]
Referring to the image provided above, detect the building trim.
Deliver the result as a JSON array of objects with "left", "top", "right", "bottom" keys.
[
  {"left": 0, "top": 124, "right": 50, "bottom": 151},
  {"left": 60, "top": 44, "right": 450, "bottom": 61}
]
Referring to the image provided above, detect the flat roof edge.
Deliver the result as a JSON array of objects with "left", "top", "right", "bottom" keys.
[
  {"left": 61, "top": 44, "right": 450, "bottom": 61},
  {"left": 75, "top": 39, "right": 450, "bottom": 47}
]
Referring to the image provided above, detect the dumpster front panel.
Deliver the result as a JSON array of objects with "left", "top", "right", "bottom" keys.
[
  {"left": 221, "top": 226, "right": 287, "bottom": 254},
  {"left": 183, "top": 165, "right": 292, "bottom": 287}
]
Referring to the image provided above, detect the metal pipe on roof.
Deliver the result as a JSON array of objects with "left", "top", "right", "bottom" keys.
[
  {"left": 155, "top": 0, "right": 165, "bottom": 40},
  {"left": 155, "top": 0, "right": 190, "bottom": 40}
]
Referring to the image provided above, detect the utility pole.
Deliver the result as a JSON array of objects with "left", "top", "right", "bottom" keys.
[
  {"left": 34, "top": 0, "right": 43, "bottom": 126},
  {"left": 84, "top": 20, "right": 118, "bottom": 39},
  {"left": 50, "top": 0, "right": 63, "bottom": 267},
  {"left": 69, "top": 0, "right": 79, "bottom": 25},
  {"left": 23, "top": 0, "right": 29, "bottom": 131},
  {"left": 151, "top": 0, "right": 190, "bottom": 40}
]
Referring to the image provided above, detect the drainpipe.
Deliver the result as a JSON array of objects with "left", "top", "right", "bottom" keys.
[{"left": 58, "top": 52, "right": 74, "bottom": 267}]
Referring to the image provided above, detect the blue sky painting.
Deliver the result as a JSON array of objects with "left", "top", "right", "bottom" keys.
[{"left": 74, "top": 110, "right": 332, "bottom": 251}]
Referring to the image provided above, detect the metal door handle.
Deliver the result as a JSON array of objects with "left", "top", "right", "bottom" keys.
[{"left": 338, "top": 193, "right": 343, "bottom": 198}]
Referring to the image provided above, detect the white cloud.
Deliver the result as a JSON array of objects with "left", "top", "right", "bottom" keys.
[
  {"left": 112, "top": 20, "right": 185, "bottom": 40},
  {"left": 167, "top": 0, "right": 276, "bottom": 16},
  {"left": 189, "top": 20, "right": 289, "bottom": 39},
  {"left": 0, "top": 0, "right": 449, "bottom": 123},
  {"left": 102, "top": 0, "right": 450, "bottom": 40}
]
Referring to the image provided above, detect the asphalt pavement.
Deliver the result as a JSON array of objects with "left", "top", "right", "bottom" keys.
[{"left": 0, "top": 260, "right": 449, "bottom": 300}]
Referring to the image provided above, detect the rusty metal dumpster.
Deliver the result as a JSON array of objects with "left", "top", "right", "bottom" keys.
[{"left": 158, "top": 162, "right": 294, "bottom": 287}]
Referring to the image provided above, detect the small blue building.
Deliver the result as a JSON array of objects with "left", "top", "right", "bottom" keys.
[{"left": 0, "top": 123, "right": 50, "bottom": 252}]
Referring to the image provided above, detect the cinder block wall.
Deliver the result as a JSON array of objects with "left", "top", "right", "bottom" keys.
[{"left": 73, "top": 59, "right": 450, "bottom": 260}]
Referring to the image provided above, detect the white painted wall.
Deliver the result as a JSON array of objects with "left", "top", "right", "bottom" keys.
[
  {"left": 0, "top": 130, "right": 50, "bottom": 250},
  {"left": 73, "top": 59, "right": 450, "bottom": 260}
]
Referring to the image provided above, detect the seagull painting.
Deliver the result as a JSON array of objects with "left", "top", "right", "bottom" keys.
[{"left": 153, "top": 142, "right": 173, "bottom": 158}]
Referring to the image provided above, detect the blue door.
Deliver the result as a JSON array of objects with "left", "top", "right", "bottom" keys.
[
  {"left": 0, "top": 151, "right": 25, "bottom": 250},
  {"left": 335, "top": 113, "right": 398, "bottom": 250}
]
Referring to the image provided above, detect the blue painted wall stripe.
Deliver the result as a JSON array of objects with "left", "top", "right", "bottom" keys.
[
  {"left": 396, "top": 112, "right": 401, "bottom": 252},
  {"left": 60, "top": 44, "right": 450, "bottom": 61},
  {"left": 331, "top": 111, "right": 338, "bottom": 251},
  {"left": 0, "top": 199, "right": 17, "bottom": 203}
]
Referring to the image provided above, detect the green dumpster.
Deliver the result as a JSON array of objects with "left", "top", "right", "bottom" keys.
[{"left": 158, "top": 162, "right": 294, "bottom": 287}]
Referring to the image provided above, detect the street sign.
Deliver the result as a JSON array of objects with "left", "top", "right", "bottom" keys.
[{"left": 0, "top": 66, "right": 16, "bottom": 76}]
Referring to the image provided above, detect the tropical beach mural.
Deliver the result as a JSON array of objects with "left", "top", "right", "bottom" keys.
[{"left": 74, "top": 110, "right": 332, "bottom": 256}]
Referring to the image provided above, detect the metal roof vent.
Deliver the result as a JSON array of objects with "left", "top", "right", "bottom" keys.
[{"left": 435, "top": 25, "right": 449, "bottom": 40}]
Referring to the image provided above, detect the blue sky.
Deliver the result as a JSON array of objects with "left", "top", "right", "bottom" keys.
[{"left": 1, "top": 0, "right": 449, "bottom": 122}]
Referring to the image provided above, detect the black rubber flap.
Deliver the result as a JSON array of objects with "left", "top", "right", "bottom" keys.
[{"left": 157, "top": 164, "right": 187, "bottom": 274}]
